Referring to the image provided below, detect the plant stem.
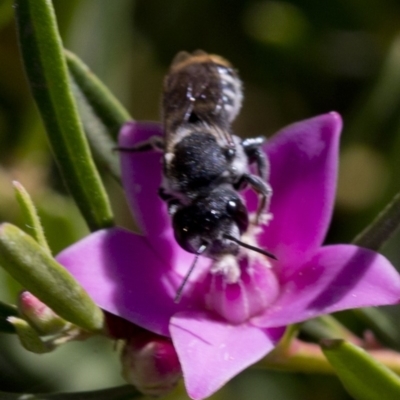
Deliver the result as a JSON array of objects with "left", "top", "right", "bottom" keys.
[{"left": 258, "top": 339, "right": 400, "bottom": 376}]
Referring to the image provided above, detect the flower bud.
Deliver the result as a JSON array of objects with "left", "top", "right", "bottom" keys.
[
  {"left": 18, "top": 291, "right": 68, "bottom": 335},
  {"left": 121, "top": 331, "right": 182, "bottom": 396}
]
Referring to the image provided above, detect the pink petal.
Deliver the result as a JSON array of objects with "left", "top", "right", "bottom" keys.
[
  {"left": 252, "top": 244, "right": 400, "bottom": 328},
  {"left": 170, "top": 311, "right": 284, "bottom": 400},
  {"left": 119, "top": 122, "right": 166, "bottom": 237},
  {"left": 56, "top": 228, "right": 204, "bottom": 336},
  {"left": 248, "top": 112, "right": 342, "bottom": 270},
  {"left": 119, "top": 122, "right": 210, "bottom": 279}
]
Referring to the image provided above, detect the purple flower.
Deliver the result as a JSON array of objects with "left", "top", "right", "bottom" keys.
[{"left": 57, "top": 113, "right": 400, "bottom": 399}]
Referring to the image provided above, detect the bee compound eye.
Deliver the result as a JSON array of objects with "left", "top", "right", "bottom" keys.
[
  {"left": 224, "top": 147, "right": 236, "bottom": 160},
  {"left": 172, "top": 212, "right": 199, "bottom": 254},
  {"left": 226, "top": 199, "right": 239, "bottom": 213},
  {"left": 226, "top": 198, "right": 249, "bottom": 233}
]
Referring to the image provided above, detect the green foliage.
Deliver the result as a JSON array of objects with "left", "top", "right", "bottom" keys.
[
  {"left": 0, "top": 223, "right": 104, "bottom": 332},
  {"left": 14, "top": 0, "right": 114, "bottom": 231},
  {"left": 321, "top": 339, "right": 400, "bottom": 400}
]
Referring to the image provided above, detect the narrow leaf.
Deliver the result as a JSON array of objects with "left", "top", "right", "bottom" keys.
[
  {"left": 69, "top": 76, "right": 121, "bottom": 182},
  {"left": 65, "top": 49, "right": 132, "bottom": 140},
  {"left": 8, "top": 316, "right": 51, "bottom": 353},
  {"left": 0, "top": 301, "right": 18, "bottom": 334},
  {"left": 14, "top": 0, "right": 114, "bottom": 231},
  {"left": 353, "top": 191, "right": 400, "bottom": 251},
  {"left": 351, "top": 190, "right": 400, "bottom": 348},
  {"left": 321, "top": 339, "right": 400, "bottom": 400},
  {"left": 0, "top": 223, "right": 104, "bottom": 332},
  {"left": 13, "top": 181, "right": 51, "bottom": 255}
]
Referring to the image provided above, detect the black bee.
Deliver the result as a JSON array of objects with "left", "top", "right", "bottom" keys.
[{"left": 117, "top": 51, "right": 275, "bottom": 300}]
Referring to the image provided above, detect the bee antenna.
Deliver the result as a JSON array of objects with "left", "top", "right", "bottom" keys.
[
  {"left": 223, "top": 234, "right": 277, "bottom": 260},
  {"left": 174, "top": 243, "right": 207, "bottom": 303}
]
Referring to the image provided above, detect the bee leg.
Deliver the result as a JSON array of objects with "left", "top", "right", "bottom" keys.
[
  {"left": 114, "top": 136, "right": 165, "bottom": 153},
  {"left": 241, "top": 136, "right": 269, "bottom": 181},
  {"left": 241, "top": 173, "right": 272, "bottom": 225}
]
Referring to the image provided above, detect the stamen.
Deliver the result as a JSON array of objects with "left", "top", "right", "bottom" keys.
[{"left": 223, "top": 234, "right": 277, "bottom": 260}]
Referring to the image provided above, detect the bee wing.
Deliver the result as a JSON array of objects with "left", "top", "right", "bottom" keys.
[{"left": 189, "top": 61, "right": 235, "bottom": 147}]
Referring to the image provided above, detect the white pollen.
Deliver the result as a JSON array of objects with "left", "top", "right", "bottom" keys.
[
  {"left": 211, "top": 255, "right": 241, "bottom": 283},
  {"left": 164, "top": 152, "right": 174, "bottom": 163}
]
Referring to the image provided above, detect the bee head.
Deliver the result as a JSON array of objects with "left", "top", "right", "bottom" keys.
[{"left": 172, "top": 187, "right": 249, "bottom": 258}]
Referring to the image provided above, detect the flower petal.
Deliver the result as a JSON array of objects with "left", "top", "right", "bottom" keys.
[
  {"left": 119, "top": 122, "right": 210, "bottom": 279},
  {"left": 248, "top": 112, "right": 342, "bottom": 269},
  {"left": 170, "top": 311, "right": 284, "bottom": 400},
  {"left": 119, "top": 122, "right": 166, "bottom": 236},
  {"left": 252, "top": 244, "right": 400, "bottom": 328},
  {"left": 56, "top": 228, "right": 204, "bottom": 336}
]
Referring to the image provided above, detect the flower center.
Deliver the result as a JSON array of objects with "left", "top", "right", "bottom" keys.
[{"left": 204, "top": 255, "right": 280, "bottom": 324}]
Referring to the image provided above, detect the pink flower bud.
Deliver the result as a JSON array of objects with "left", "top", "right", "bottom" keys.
[
  {"left": 121, "top": 331, "right": 182, "bottom": 396},
  {"left": 18, "top": 291, "right": 67, "bottom": 335}
]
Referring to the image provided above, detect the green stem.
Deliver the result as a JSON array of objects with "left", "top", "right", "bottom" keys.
[
  {"left": 259, "top": 338, "right": 334, "bottom": 374},
  {"left": 0, "top": 385, "right": 141, "bottom": 400},
  {"left": 259, "top": 339, "right": 400, "bottom": 376}
]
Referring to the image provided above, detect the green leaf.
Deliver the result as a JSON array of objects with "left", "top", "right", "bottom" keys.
[
  {"left": 13, "top": 181, "right": 51, "bottom": 255},
  {"left": 352, "top": 191, "right": 400, "bottom": 251},
  {"left": 0, "top": 300, "right": 18, "bottom": 334},
  {"left": 321, "top": 339, "right": 400, "bottom": 400},
  {"left": 65, "top": 49, "right": 132, "bottom": 141},
  {"left": 0, "top": 223, "right": 104, "bottom": 332},
  {"left": 69, "top": 75, "right": 121, "bottom": 183},
  {"left": 350, "top": 190, "right": 400, "bottom": 348},
  {"left": 14, "top": 0, "right": 114, "bottom": 231},
  {"left": 8, "top": 316, "right": 51, "bottom": 353}
]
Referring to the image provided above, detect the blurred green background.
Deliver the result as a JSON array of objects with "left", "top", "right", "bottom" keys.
[{"left": 1, "top": 0, "right": 400, "bottom": 398}]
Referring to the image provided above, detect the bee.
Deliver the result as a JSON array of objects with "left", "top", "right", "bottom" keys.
[{"left": 117, "top": 50, "right": 275, "bottom": 301}]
